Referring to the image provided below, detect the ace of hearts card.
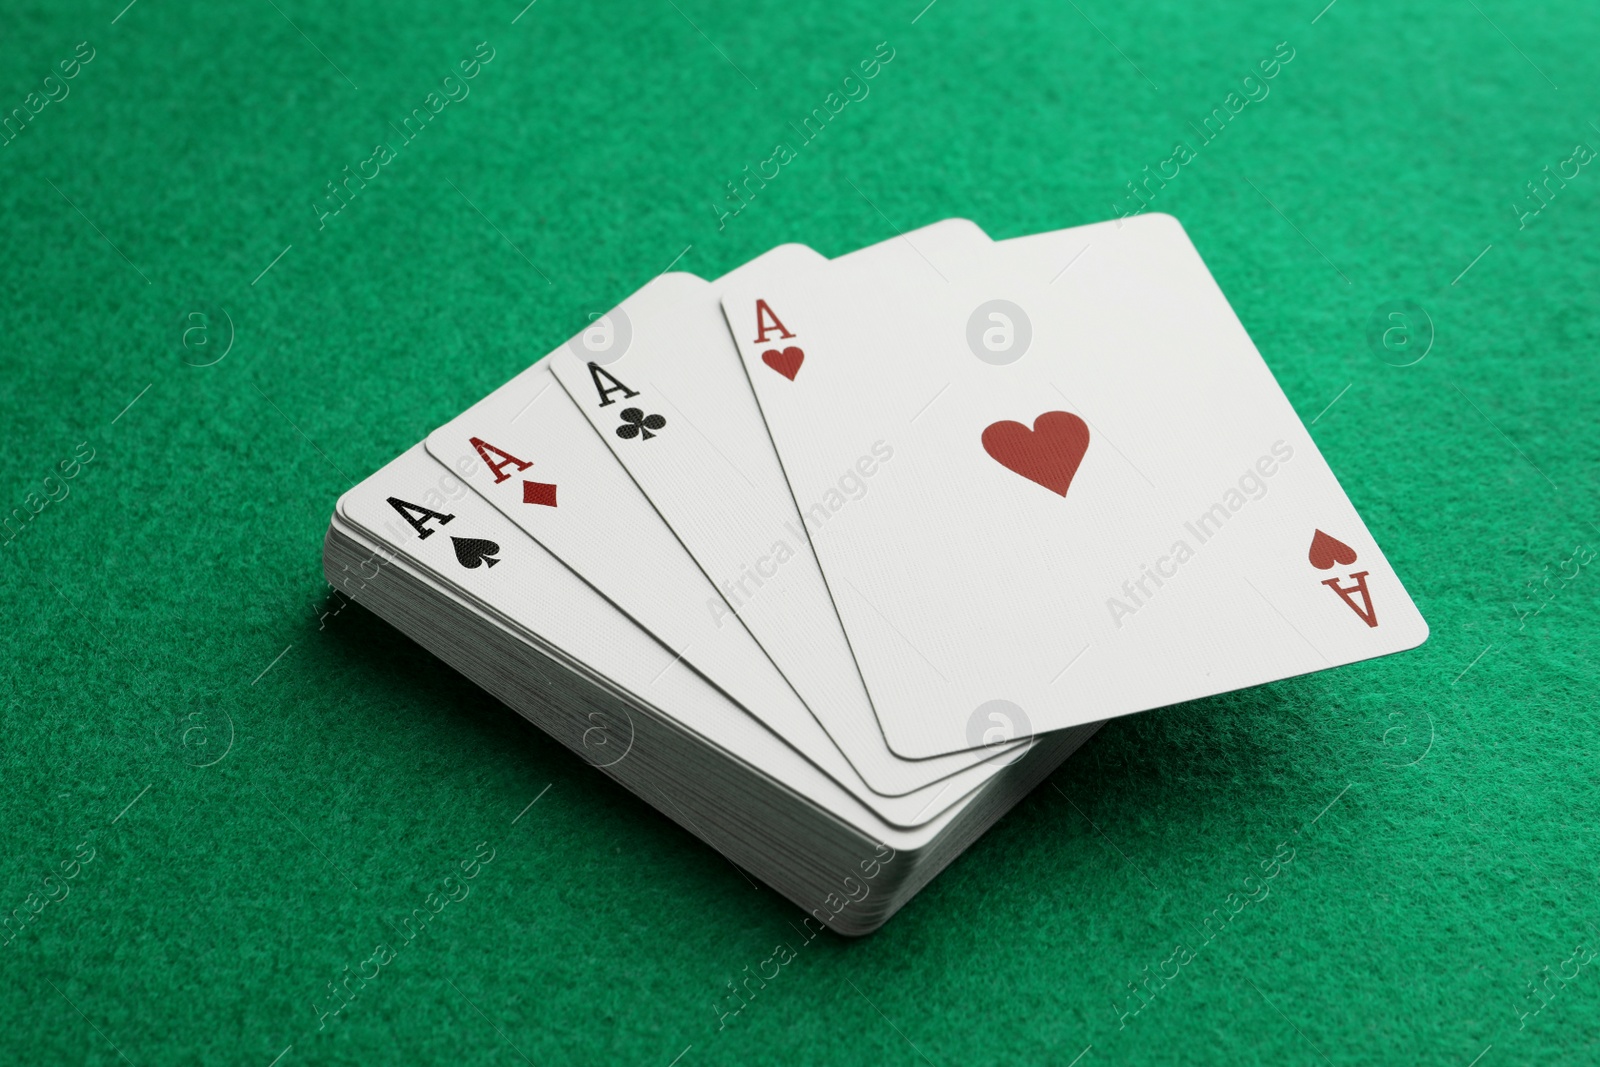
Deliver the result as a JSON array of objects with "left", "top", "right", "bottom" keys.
[{"left": 719, "top": 213, "right": 1428, "bottom": 759}]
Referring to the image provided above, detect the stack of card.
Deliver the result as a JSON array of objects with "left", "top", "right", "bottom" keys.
[{"left": 324, "top": 214, "right": 1426, "bottom": 935}]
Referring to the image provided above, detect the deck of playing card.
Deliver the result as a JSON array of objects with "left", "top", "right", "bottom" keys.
[{"left": 324, "top": 214, "right": 1426, "bottom": 934}]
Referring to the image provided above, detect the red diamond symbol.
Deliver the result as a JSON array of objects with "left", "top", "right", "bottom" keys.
[{"left": 522, "top": 480, "right": 558, "bottom": 507}]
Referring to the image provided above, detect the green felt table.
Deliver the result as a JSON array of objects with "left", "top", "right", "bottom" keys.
[{"left": 3, "top": 0, "right": 1598, "bottom": 1063}]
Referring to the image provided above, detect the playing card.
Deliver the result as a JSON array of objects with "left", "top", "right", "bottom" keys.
[
  {"left": 327, "top": 449, "right": 1107, "bottom": 934},
  {"left": 544, "top": 220, "right": 1024, "bottom": 795},
  {"left": 720, "top": 212, "right": 1429, "bottom": 758},
  {"left": 338, "top": 444, "right": 988, "bottom": 828},
  {"left": 421, "top": 275, "right": 1015, "bottom": 816}
]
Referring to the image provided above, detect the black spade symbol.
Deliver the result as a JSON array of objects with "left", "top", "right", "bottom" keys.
[{"left": 451, "top": 536, "right": 501, "bottom": 569}]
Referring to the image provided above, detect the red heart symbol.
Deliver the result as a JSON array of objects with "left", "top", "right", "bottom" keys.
[
  {"left": 981, "top": 411, "right": 1090, "bottom": 497},
  {"left": 762, "top": 346, "right": 804, "bottom": 381},
  {"left": 1307, "top": 529, "right": 1358, "bottom": 570}
]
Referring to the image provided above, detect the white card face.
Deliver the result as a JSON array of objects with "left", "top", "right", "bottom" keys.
[
  {"left": 421, "top": 276, "right": 1005, "bottom": 822},
  {"left": 721, "top": 212, "right": 1429, "bottom": 758},
  {"left": 544, "top": 221, "right": 1023, "bottom": 796},
  {"left": 337, "top": 444, "right": 976, "bottom": 836}
]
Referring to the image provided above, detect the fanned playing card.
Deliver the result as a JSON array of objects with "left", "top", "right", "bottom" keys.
[
  {"left": 719, "top": 213, "right": 1428, "bottom": 758},
  {"left": 544, "top": 221, "right": 1025, "bottom": 794},
  {"left": 319, "top": 211, "right": 1428, "bottom": 933},
  {"left": 339, "top": 444, "right": 990, "bottom": 828}
]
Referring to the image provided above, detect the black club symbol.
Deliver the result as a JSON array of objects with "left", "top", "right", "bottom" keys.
[{"left": 616, "top": 407, "right": 666, "bottom": 441}]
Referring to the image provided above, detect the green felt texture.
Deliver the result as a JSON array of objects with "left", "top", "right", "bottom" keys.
[{"left": 2, "top": 0, "right": 1597, "bottom": 1062}]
